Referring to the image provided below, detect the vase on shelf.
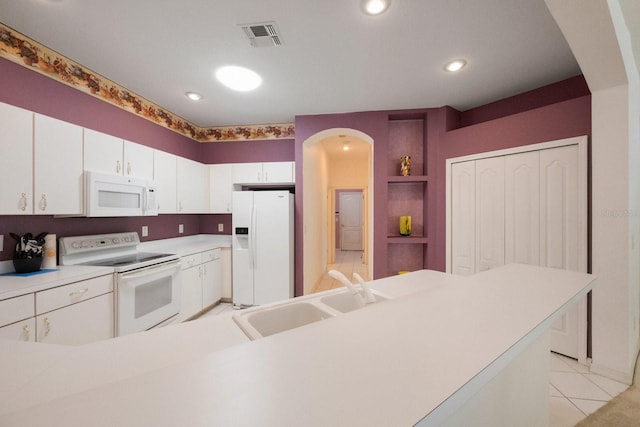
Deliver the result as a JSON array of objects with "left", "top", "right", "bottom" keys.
[
  {"left": 400, "top": 156, "right": 411, "bottom": 176},
  {"left": 399, "top": 215, "right": 412, "bottom": 236}
]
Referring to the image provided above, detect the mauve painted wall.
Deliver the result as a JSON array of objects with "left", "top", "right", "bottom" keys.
[
  {"left": 294, "top": 81, "right": 590, "bottom": 294},
  {"left": 295, "top": 110, "right": 393, "bottom": 294},
  {"left": 428, "top": 95, "right": 592, "bottom": 271},
  {"left": 0, "top": 58, "right": 200, "bottom": 159},
  {"left": 202, "top": 139, "right": 294, "bottom": 164}
]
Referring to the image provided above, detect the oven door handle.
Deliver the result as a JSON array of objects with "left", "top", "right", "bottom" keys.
[{"left": 119, "top": 261, "right": 180, "bottom": 280}]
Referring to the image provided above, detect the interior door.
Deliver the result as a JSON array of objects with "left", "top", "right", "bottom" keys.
[{"left": 339, "top": 191, "right": 363, "bottom": 251}]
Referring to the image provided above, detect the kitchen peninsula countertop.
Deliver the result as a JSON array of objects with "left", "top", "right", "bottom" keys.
[{"left": 0, "top": 265, "right": 595, "bottom": 426}]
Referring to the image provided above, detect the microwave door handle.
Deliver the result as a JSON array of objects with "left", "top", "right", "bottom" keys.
[{"left": 119, "top": 261, "right": 179, "bottom": 281}]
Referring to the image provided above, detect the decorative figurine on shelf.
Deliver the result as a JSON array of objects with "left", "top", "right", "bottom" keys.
[
  {"left": 399, "top": 215, "right": 412, "bottom": 236},
  {"left": 400, "top": 156, "right": 411, "bottom": 176}
]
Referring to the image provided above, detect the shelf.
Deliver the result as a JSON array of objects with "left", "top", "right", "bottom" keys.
[
  {"left": 387, "top": 175, "right": 429, "bottom": 183},
  {"left": 387, "top": 235, "right": 429, "bottom": 244}
]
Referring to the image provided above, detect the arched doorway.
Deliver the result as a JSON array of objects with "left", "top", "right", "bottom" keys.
[{"left": 302, "top": 128, "right": 374, "bottom": 295}]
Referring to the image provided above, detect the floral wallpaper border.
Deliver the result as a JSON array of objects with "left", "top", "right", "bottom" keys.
[{"left": 0, "top": 23, "right": 294, "bottom": 143}]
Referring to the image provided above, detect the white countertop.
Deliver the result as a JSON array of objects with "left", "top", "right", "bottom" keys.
[
  {"left": 0, "top": 265, "right": 114, "bottom": 300},
  {"left": 138, "top": 234, "right": 231, "bottom": 256},
  {"left": 0, "top": 264, "right": 595, "bottom": 426}
]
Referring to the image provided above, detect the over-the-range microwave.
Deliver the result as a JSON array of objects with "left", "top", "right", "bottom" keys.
[{"left": 85, "top": 171, "right": 158, "bottom": 217}]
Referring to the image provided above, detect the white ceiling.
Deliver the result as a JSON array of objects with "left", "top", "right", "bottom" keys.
[{"left": 0, "top": 0, "right": 581, "bottom": 128}]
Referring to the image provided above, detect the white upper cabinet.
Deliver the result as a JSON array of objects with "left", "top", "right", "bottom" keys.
[
  {"left": 209, "top": 164, "right": 233, "bottom": 213},
  {"left": 33, "top": 114, "right": 84, "bottom": 215},
  {"left": 83, "top": 128, "right": 124, "bottom": 175},
  {"left": 262, "top": 161, "right": 295, "bottom": 183},
  {"left": 123, "top": 140, "right": 154, "bottom": 180},
  {"left": 84, "top": 129, "right": 153, "bottom": 179},
  {"left": 177, "top": 156, "right": 209, "bottom": 213},
  {"left": 153, "top": 150, "right": 177, "bottom": 214},
  {"left": 0, "top": 102, "right": 33, "bottom": 215},
  {"left": 232, "top": 162, "right": 295, "bottom": 185}
]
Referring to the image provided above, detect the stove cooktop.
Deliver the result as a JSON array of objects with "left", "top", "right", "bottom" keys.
[{"left": 84, "top": 252, "right": 175, "bottom": 267}]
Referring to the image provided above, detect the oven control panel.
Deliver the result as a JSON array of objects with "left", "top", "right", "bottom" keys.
[{"left": 59, "top": 232, "right": 141, "bottom": 255}]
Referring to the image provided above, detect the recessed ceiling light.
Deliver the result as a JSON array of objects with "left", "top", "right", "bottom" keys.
[
  {"left": 444, "top": 59, "right": 467, "bottom": 73},
  {"left": 185, "top": 92, "right": 203, "bottom": 101},
  {"left": 215, "top": 65, "right": 262, "bottom": 91},
  {"left": 343, "top": 141, "right": 350, "bottom": 151},
  {"left": 362, "top": 0, "right": 391, "bottom": 15}
]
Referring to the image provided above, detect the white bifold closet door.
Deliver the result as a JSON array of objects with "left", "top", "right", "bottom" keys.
[{"left": 449, "top": 140, "right": 586, "bottom": 360}]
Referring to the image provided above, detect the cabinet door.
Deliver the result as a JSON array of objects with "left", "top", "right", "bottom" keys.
[
  {"left": 0, "top": 102, "right": 33, "bottom": 214},
  {"left": 210, "top": 164, "right": 233, "bottom": 213},
  {"left": 84, "top": 128, "right": 124, "bottom": 175},
  {"left": 475, "top": 156, "right": 505, "bottom": 272},
  {"left": 0, "top": 318, "right": 36, "bottom": 342},
  {"left": 450, "top": 161, "right": 476, "bottom": 275},
  {"left": 177, "top": 157, "right": 208, "bottom": 213},
  {"left": 232, "top": 162, "right": 262, "bottom": 184},
  {"left": 36, "top": 294, "right": 114, "bottom": 345},
  {"left": 179, "top": 266, "right": 202, "bottom": 321},
  {"left": 33, "top": 114, "right": 84, "bottom": 215},
  {"left": 123, "top": 140, "right": 154, "bottom": 179},
  {"left": 263, "top": 161, "right": 295, "bottom": 183},
  {"left": 202, "top": 259, "right": 222, "bottom": 308},
  {"left": 154, "top": 150, "right": 177, "bottom": 213},
  {"left": 504, "top": 151, "right": 539, "bottom": 265}
]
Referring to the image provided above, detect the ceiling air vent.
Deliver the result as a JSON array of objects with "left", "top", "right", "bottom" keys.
[{"left": 239, "top": 21, "right": 284, "bottom": 48}]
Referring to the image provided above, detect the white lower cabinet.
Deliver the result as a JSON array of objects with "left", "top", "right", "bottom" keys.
[
  {"left": 36, "top": 293, "right": 113, "bottom": 345},
  {"left": 0, "top": 318, "right": 36, "bottom": 342},
  {"left": 0, "top": 274, "right": 114, "bottom": 345},
  {"left": 179, "top": 249, "right": 223, "bottom": 321},
  {"left": 35, "top": 275, "right": 114, "bottom": 346}
]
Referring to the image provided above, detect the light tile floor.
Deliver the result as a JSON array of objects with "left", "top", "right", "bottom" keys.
[
  {"left": 549, "top": 352, "right": 629, "bottom": 426},
  {"left": 311, "top": 250, "right": 369, "bottom": 293}
]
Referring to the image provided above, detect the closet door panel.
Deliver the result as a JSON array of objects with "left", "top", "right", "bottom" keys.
[
  {"left": 475, "top": 157, "right": 505, "bottom": 272},
  {"left": 540, "top": 144, "right": 582, "bottom": 359},
  {"left": 451, "top": 161, "right": 476, "bottom": 275},
  {"left": 505, "top": 152, "right": 540, "bottom": 265},
  {"left": 540, "top": 146, "right": 580, "bottom": 271}
]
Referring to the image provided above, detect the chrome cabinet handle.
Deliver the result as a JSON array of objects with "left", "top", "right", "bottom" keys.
[
  {"left": 22, "top": 324, "right": 30, "bottom": 341},
  {"left": 69, "top": 288, "right": 89, "bottom": 297},
  {"left": 116, "top": 160, "right": 121, "bottom": 174},
  {"left": 43, "top": 317, "right": 51, "bottom": 337},
  {"left": 39, "top": 194, "right": 47, "bottom": 211},
  {"left": 19, "top": 193, "right": 28, "bottom": 211}
]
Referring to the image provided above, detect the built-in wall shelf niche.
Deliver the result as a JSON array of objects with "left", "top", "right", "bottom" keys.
[{"left": 385, "top": 117, "right": 429, "bottom": 277}]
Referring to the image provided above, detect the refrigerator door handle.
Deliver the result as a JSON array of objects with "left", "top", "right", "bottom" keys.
[
  {"left": 249, "top": 203, "right": 255, "bottom": 269},
  {"left": 252, "top": 205, "right": 258, "bottom": 269}
]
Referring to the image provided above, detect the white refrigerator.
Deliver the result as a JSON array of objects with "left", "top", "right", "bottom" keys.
[{"left": 232, "top": 190, "right": 294, "bottom": 307}]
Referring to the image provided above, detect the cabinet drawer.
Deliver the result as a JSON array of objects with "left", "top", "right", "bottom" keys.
[
  {"left": 0, "top": 318, "right": 35, "bottom": 342},
  {"left": 181, "top": 253, "right": 202, "bottom": 270},
  {"left": 0, "top": 294, "right": 35, "bottom": 327},
  {"left": 36, "top": 274, "right": 114, "bottom": 315},
  {"left": 202, "top": 248, "right": 221, "bottom": 262}
]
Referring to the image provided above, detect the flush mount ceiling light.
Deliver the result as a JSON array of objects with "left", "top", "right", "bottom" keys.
[
  {"left": 185, "top": 92, "right": 203, "bottom": 101},
  {"left": 215, "top": 65, "right": 262, "bottom": 91},
  {"left": 361, "top": 0, "right": 391, "bottom": 15},
  {"left": 444, "top": 59, "right": 467, "bottom": 73}
]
